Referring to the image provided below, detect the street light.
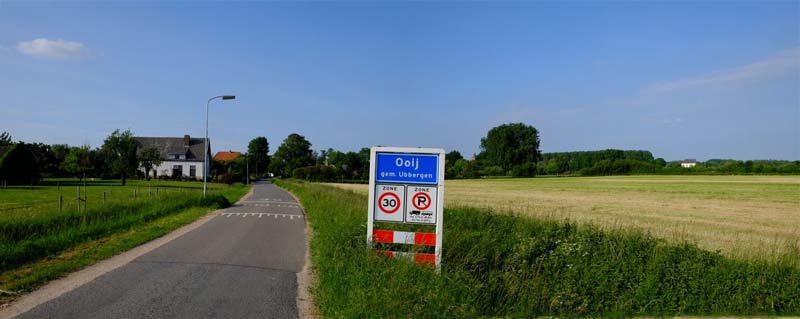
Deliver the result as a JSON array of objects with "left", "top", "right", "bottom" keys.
[{"left": 204, "top": 95, "right": 236, "bottom": 197}]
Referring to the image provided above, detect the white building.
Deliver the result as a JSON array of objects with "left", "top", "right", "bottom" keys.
[
  {"left": 681, "top": 159, "right": 697, "bottom": 168},
  {"left": 135, "top": 135, "right": 210, "bottom": 180}
]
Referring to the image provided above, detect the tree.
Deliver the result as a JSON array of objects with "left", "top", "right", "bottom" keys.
[
  {"left": 247, "top": 137, "right": 270, "bottom": 177},
  {"left": 479, "top": 123, "right": 541, "bottom": 171},
  {"left": 0, "top": 143, "right": 40, "bottom": 185},
  {"left": 269, "top": 133, "right": 315, "bottom": 177},
  {"left": 62, "top": 145, "right": 92, "bottom": 180},
  {"left": 139, "top": 147, "right": 161, "bottom": 180},
  {"left": 28, "top": 143, "right": 57, "bottom": 177},
  {"left": 101, "top": 129, "right": 138, "bottom": 185},
  {"left": 0, "top": 131, "right": 11, "bottom": 146},
  {"left": 50, "top": 144, "right": 71, "bottom": 177}
]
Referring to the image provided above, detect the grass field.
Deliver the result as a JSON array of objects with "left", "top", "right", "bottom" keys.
[
  {"left": 326, "top": 175, "right": 800, "bottom": 262},
  {"left": 0, "top": 179, "right": 249, "bottom": 298},
  {"left": 277, "top": 180, "right": 799, "bottom": 317}
]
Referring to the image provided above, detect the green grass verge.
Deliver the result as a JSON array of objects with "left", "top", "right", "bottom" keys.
[
  {"left": 0, "top": 183, "right": 249, "bottom": 300},
  {"left": 275, "top": 179, "right": 800, "bottom": 317}
]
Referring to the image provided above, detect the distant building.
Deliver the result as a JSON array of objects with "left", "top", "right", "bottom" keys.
[
  {"left": 681, "top": 159, "right": 697, "bottom": 168},
  {"left": 135, "top": 135, "right": 209, "bottom": 179},
  {"left": 214, "top": 151, "right": 242, "bottom": 162}
]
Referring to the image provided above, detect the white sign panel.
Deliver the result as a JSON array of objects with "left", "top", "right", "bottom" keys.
[
  {"left": 374, "top": 184, "right": 405, "bottom": 222},
  {"left": 405, "top": 185, "right": 437, "bottom": 224}
]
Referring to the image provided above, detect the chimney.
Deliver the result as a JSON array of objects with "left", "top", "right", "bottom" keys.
[{"left": 183, "top": 135, "right": 190, "bottom": 146}]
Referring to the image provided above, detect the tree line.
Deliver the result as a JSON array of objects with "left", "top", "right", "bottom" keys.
[
  {"left": 4, "top": 122, "right": 798, "bottom": 185},
  {"left": 265, "top": 123, "right": 800, "bottom": 182},
  {"left": 0, "top": 130, "right": 273, "bottom": 185}
]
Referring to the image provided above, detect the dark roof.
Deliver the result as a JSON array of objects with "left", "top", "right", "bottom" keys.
[
  {"left": 134, "top": 136, "right": 207, "bottom": 162},
  {"left": 681, "top": 159, "right": 697, "bottom": 163}
]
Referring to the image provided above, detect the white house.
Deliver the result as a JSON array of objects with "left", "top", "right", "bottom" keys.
[
  {"left": 135, "top": 135, "right": 210, "bottom": 180},
  {"left": 681, "top": 159, "right": 697, "bottom": 168}
]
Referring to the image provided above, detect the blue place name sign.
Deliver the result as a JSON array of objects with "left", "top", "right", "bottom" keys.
[{"left": 375, "top": 153, "right": 439, "bottom": 184}]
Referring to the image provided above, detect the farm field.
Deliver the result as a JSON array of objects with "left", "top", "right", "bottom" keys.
[
  {"left": 326, "top": 175, "right": 800, "bottom": 262},
  {"left": 279, "top": 180, "right": 800, "bottom": 317},
  {"left": 0, "top": 179, "right": 221, "bottom": 215}
]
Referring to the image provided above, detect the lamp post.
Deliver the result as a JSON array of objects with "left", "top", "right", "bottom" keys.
[{"left": 204, "top": 95, "right": 235, "bottom": 197}]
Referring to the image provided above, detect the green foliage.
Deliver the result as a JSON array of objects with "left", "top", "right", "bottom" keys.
[
  {"left": 276, "top": 180, "right": 800, "bottom": 317},
  {"left": 511, "top": 162, "right": 537, "bottom": 177},
  {"left": 138, "top": 147, "right": 161, "bottom": 180},
  {"left": 0, "top": 143, "right": 40, "bottom": 185},
  {"left": 480, "top": 123, "right": 541, "bottom": 171},
  {"left": 270, "top": 133, "right": 315, "bottom": 177},
  {"left": 101, "top": 129, "right": 138, "bottom": 185},
  {"left": 62, "top": 146, "right": 92, "bottom": 180},
  {"left": 247, "top": 136, "right": 270, "bottom": 177},
  {"left": 482, "top": 165, "right": 506, "bottom": 176},
  {"left": 0, "top": 132, "right": 11, "bottom": 146},
  {"left": 449, "top": 158, "right": 480, "bottom": 179}
]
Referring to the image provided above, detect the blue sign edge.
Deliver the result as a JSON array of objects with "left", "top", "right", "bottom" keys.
[{"left": 374, "top": 152, "right": 440, "bottom": 185}]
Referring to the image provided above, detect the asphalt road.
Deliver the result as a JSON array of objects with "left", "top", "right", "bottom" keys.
[{"left": 16, "top": 181, "right": 307, "bottom": 319}]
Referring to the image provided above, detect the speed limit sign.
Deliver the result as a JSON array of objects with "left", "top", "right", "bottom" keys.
[{"left": 374, "top": 184, "right": 405, "bottom": 222}]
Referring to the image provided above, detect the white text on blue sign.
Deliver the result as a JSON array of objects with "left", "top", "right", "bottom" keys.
[{"left": 375, "top": 153, "right": 438, "bottom": 184}]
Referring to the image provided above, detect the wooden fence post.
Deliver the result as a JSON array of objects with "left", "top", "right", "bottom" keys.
[
  {"left": 103, "top": 192, "right": 106, "bottom": 204},
  {"left": 59, "top": 195, "right": 63, "bottom": 211}
]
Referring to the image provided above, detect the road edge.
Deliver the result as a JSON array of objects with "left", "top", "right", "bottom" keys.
[
  {"left": 0, "top": 185, "right": 256, "bottom": 319},
  {"left": 279, "top": 181, "right": 319, "bottom": 319}
]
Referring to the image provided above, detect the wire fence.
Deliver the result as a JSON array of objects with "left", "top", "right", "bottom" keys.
[{"left": 0, "top": 181, "right": 215, "bottom": 217}]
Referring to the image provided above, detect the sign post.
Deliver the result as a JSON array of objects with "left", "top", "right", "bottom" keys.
[{"left": 367, "top": 147, "right": 445, "bottom": 270}]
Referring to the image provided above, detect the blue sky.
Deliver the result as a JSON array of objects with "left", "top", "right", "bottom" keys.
[{"left": 1, "top": 2, "right": 798, "bottom": 161}]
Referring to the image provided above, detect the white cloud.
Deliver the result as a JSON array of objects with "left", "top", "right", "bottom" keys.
[
  {"left": 645, "top": 47, "right": 800, "bottom": 94},
  {"left": 16, "top": 38, "right": 86, "bottom": 59}
]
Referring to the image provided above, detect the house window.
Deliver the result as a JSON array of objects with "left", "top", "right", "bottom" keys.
[
  {"left": 169, "top": 154, "right": 179, "bottom": 160},
  {"left": 189, "top": 165, "right": 196, "bottom": 177},
  {"left": 172, "top": 165, "right": 182, "bottom": 178},
  {"left": 179, "top": 154, "right": 186, "bottom": 160}
]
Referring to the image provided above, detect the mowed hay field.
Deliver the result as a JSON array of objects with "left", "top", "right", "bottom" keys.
[{"left": 326, "top": 175, "right": 800, "bottom": 262}]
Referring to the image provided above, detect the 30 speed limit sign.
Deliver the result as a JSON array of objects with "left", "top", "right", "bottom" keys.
[{"left": 374, "top": 184, "right": 404, "bottom": 222}]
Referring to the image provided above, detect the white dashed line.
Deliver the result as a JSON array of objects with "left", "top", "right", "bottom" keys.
[{"left": 220, "top": 212, "right": 303, "bottom": 220}]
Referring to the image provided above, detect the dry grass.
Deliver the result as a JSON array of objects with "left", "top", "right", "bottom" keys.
[{"left": 324, "top": 175, "right": 800, "bottom": 262}]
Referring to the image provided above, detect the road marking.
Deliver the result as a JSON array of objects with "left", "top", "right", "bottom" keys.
[
  {"left": 220, "top": 212, "right": 303, "bottom": 220},
  {"left": 241, "top": 203, "right": 302, "bottom": 208}
]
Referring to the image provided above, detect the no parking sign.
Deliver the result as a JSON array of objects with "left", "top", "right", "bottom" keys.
[{"left": 367, "top": 147, "right": 445, "bottom": 269}]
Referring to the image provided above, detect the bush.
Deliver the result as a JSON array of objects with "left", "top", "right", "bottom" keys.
[
  {"left": 0, "top": 143, "right": 40, "bottom": 185},
  {"left": 511, "top": 162, "right": 537, "bottom": 177},
  {"left": 483, "top": 165, "right": 506, "bottom": 177}
]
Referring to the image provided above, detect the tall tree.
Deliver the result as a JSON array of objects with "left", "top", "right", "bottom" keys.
[
  {"left": 50, "top": 144, "right": 71, "bottom": 177},
  {"left": 62, "top": 145, "right": 92, "bottom": 181},
  {"left": 479, "top": 123, "right": 541, "bottom": 171},
  {"left": 247, "top": 137, "right": 270, "bottom": 177},
  {"left": 270, "top": 133, "right": 314, "bottom": 177},
  {"left": 0, "top": 131, "right": 11, "bottom": 146},
  {"left": 0, "top": 143, "right": 40, "bottom": 185},
  {"left": 139, "top": 147, "right": 161, "bottom": 180},
  {"left": 101, "top": 129, "right": 138, "bottom": 185}
]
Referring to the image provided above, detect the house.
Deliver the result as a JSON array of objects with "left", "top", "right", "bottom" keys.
[
  {"left": 135, "top": 135, "right": 209, "bottom": 180},
  {"left": 214, "top": 151, "right": 242, "bottom": 162},
  {"left": 681, "top": 159, "right": 697, "bottom": 168}
]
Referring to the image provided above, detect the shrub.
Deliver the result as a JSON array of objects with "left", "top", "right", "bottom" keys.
[
  {"left": 0, "top": 143, "right": 40, "bottom": 185},
  {"left": 511, "top": 162, "right": 537, "bottom": 177}
]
